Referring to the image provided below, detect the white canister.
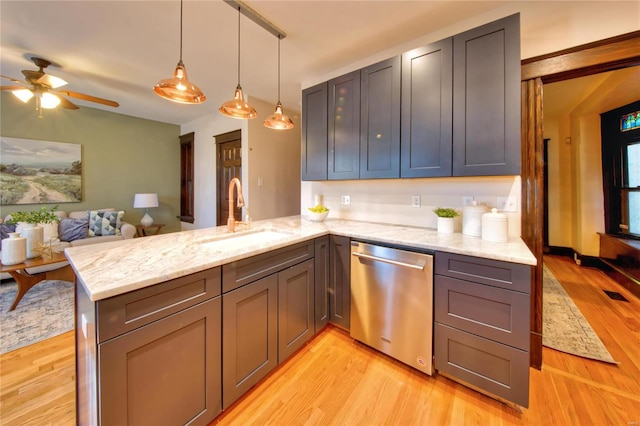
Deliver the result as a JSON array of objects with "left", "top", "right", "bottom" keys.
[
  {"left": 463, "top": 201, "right": 489, "bottom": 237},
  {"left": 1, "top": 232, "right": 27, "bottom": 265},
  {"left": 482, "top": 208, "right": 508, "bottom": 243},
  {"left": 20, "top": 225, "right": 44, "bottom": 259}
]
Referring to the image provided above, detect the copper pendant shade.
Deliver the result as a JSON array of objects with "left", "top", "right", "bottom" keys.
[
  {"left": 219, "top": 6, "right": 257, "bottom": 119},
  {"left": 154, "top": 0, "right": 206, "bottom": 104},
  {"left": 264, "top": 37, "right": 294, "bottom": 130}
]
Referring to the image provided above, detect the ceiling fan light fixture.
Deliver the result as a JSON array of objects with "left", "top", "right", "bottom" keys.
[
  {"left": 154, "top": 0, "right": 206, "bottom": 104},
  {"left": 40, "top": 92, "right": 61, "bottom": 109},
  {"left": 154, "top": 60, "right": 206, "bottom": 104},
  {"left": 264, "top": 102, "right": 294, "bottom": 130},
  {"left": 12, "top": 89, "right": 34, "bottom": 103},
  {"left": 219, "top": 84, "right": 257, "bottom": 119},
  {"left": 220, "top": 6, "right": 256, "bottom": 120}
]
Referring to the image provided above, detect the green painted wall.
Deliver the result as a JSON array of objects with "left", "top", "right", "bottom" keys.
[{"left": 0, "top": 92, "right": 181, "bottom": 233}]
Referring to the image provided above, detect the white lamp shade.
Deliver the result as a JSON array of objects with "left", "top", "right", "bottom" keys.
[{"left": 133, "top": 193, "right": 159, "bottom": 208}]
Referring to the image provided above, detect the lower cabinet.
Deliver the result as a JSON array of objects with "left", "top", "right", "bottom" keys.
[
  {"left": 314, "top": 236, "right": 330, "bottom": 332},
  {"left": 329, "top": 235, "right": 351, "bottom": 330},
  {"left": 222, "top": 274, "right": 278, "bottom": 410},
  {"left": 279, "top": 259, "right": 315, "bottom": 361}
]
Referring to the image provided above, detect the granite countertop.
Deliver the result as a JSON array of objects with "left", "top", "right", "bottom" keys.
[{"left": 65, "top": 215, "right": 537, "bottom": 302}]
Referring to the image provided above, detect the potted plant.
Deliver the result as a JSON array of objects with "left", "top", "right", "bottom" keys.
[
  {"left": 433, "top": 207, "right": 459, "bottom": 234},
  {"left": 6, "top": 205, "right": 60, "bottom": 259}
]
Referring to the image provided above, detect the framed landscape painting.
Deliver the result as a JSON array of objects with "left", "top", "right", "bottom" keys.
[{"left": 0, "top": 137, "right": 82, "bottom": 205}]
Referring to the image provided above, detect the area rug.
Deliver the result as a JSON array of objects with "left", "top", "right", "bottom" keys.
[
  {"left": 543, "top": 265, "right": 618, "bottom": 364},
  {"left": 0, "top": 279, "right": 74, "bottom": 355}
]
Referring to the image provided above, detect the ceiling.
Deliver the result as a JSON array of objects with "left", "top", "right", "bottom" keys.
[{"left": 0, "top": 1, "right": 637, "bottom": 126}]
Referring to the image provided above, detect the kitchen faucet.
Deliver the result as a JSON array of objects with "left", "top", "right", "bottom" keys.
[{"left": 227, "top": 177, "right": 245, "bottom": 232}]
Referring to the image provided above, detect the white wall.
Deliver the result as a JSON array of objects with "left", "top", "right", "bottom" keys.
[{"left": 301, "top": 177, "right": 522, "bottom": 237}]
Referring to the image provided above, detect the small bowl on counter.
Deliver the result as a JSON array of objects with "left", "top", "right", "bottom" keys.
[{"left": 306, "top": 209, "right": 329, "bottom": 222}]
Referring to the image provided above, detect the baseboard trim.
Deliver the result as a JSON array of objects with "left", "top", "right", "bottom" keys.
[{"left": 545, "top": 246, "right": 574, "bottom": 257}]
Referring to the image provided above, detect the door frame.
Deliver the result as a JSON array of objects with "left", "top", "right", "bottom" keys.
[{"left": 520, "top": 30, "right": 640, "bottom": 369}]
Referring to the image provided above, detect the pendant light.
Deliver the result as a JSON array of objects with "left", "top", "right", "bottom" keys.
[
  {"left": 154, "top": 0, "right": 206, "bottom": 104},
  {"left": 264, "top": 36, "right": 294, "bottom": 130},
  {"left": 219, "top": 6, "right": 257, "bottom": 119}
]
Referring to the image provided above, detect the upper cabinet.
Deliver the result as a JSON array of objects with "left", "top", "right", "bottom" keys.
[
  {"left": 452, "top": 14, "right": 521, "bottom": 176},
  {"left": 360, "top": 56, "right": 401, "bottom": 179},
  {"left": 301, "top": 82, "right": 328, "bottom": 181},
  {"left": 328, "top": 70, "right": 361, "bottom": 180},
  {"left": 401, "top": 39, "right": 453, "bottom": 178},
  {"left": 301, "top": 13, "right": 521, "bottom": 181}
]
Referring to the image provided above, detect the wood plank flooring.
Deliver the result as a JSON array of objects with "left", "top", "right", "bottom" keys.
[{"left": 1, "top": 255, "right": 638, "bottom": 425}]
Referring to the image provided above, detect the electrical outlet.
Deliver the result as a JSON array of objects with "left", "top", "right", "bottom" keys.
[
  {"left": 463, "top": 196, "right": 474, "bottom": 207},
  {"left": 497, "top": 196, "right": 517, "bottom": 212},
  {"left": 411, "top": 195, "right": 421, "bottom": 208},
  {"left": 341, "top": 195, "right": 351, "bottom": 205}
]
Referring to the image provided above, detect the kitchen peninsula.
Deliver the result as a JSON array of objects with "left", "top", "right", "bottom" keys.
[{"left": 66, "top": 216, "right": 536, "bottom": 425}]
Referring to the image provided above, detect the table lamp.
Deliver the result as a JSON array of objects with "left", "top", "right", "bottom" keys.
[{"left": 133, "top": 193, "right": 159, "bottom": 227}]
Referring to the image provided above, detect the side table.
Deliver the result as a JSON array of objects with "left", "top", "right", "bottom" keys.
[
  {"left": 135, "top": 224, "right": 165, "bottom": 237},
  {"left": 0, "top": 251, "right": 76, "bottom": 311}
]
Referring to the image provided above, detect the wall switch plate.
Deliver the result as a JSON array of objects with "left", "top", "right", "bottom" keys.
[
  {"left": 257, "top": 177, "right": 264, "bottom": 187},
  {"left": 341, "top": 195, "right": 351, "bottom": 205},
  {"left": 497, "top": 196, "right": 517, "bottom": 212},
  {"left": 463, "top": 196, "right": 474, "bottom": 207},
  {"left": 411, "top": 195, "right": 421, "bottom": 208}
]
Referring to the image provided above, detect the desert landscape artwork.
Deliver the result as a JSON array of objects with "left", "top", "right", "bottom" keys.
[{"left": 0, "top": 137, "right": 82, "bottom": 205}]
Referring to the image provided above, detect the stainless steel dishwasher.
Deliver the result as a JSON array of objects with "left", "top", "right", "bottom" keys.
[{"left": 350, "top": 241, "right": 434, "bottom": 375}]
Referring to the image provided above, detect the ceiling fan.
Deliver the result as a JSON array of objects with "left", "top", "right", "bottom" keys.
[{"left": 1, "top": 56, "right": 119, "bottom": 117}]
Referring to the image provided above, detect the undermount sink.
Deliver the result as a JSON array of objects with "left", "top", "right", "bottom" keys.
[{"left": 199, "top": 228, "right": 291, "bottom": 251}]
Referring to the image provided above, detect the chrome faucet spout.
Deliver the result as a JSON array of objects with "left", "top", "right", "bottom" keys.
[{"left": 227, "top": 177, "right": 245, "bottom": 232}]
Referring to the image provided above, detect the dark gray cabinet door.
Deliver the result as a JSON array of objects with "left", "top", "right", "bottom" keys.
[
  {"left": 98, "top": 297, "right": 222, "bottom": 426},
  {"left": 302, "top": 82, "right": 328, "bottom": 181},
  {"left": 452, "top": 13, "right": 521, "bottom": 176},
  {"left": 222, "top": 274, "right": 278, "bottom": 410},
  {"left": 278, "top": 259, "right": 314, "bottom": 361},
  {"left": 329, "top": 235, "right": 351, "bottom": 330},
  {"left": 401, "top": 39, "right": 453, "bottom": 178},
  {"left": 314, "top": 236, "right": 330, "bottom": 332},
  {"left": 360, "top": 56, "right": 401, "bottom": 179},
  {"left": 328, "top": 70, "right": 361, "bottom": 180}
]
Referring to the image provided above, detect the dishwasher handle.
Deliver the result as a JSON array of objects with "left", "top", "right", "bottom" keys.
[{"left": 351, "top": 251, "right": 425, "bottom": 271}]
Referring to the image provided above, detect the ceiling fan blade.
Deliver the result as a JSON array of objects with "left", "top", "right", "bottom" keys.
[
  {"left": 55, "top": 89, "right": 119, "bottom": 107},
  {"left": 37, "top": 73, "right": 67, "bottom": 88},
  {"left": 57, "top": 96, "right": 79, "bottom": 110},
  {"left": 1, "top": 75, "right": 28, "bottom": 85},
  {"left": 0, "top": 85, "right": 29, "bottom": 91}
]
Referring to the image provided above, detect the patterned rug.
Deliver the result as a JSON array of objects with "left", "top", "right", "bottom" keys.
[
  {"left": 543, "top": 265, "right": 618, "bottom": 364},
  {"left": 0, "top": 279, "right": 74, "bottom": 355}
]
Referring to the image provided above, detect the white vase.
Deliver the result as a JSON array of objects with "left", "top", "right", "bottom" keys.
[
  {"left": 21, "top": 225, "right": 44, "bottom": 259},
  {"left": 437, "top": 217, "right": 455, "bottom": 234},
  {"left": 1, "top": 232, "right": 27, "bottom": 265}
]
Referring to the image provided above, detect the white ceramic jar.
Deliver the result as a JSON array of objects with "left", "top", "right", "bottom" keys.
[
  {"left": 1, "top": 232, "right": 27, "bottom": 265},
  {"left": 463, "top": 201, "right": 489, "bottom": 237},
  {"left": 481, "top": 208, "right": 508, "bottom": 243}
]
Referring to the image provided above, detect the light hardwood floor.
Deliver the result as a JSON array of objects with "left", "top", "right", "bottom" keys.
[{"left": 1, "top": 255, "right": 638, "bottom": 425}]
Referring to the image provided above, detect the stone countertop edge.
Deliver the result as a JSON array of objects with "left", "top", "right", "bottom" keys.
[{"left": 64, "top": 215, "right": 537, "bottom": 302}]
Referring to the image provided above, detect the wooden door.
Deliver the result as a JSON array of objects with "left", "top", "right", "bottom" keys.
[
  {"left": 216, "top": 130, "right": 242, "bottom": 227},
  {"left": 360, "top": 56, "right": 401, "bottom": 179}
]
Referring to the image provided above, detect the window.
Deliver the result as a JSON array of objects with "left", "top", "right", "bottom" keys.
[
  {"left": 601, "top": 101, "right": 640, "bottom": 239},
  {"left": 179, "top": 132, "right": 195, "bottom": 224}
]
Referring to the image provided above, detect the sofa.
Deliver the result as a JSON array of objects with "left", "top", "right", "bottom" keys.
[{"left": 1, "top": 208, "right": 135, "bottom": 279}]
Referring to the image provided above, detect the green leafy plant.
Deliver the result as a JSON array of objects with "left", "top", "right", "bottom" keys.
[
  {"left": 433, "top": 207, "right": 459, "bottom": 218},
  {"left": 6, "top": 205, "right": 60, "bottom": 225}
]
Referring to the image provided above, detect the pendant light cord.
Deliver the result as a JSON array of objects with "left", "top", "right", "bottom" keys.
[
  {"left": 277, "top": 36, "right": 281, "bottom": 103},
  {"left": 237, "top": 6, "right": 241, "bottom": 85},
  {"left": 179, "top": 0, "right": 184, "bottom": 61}
]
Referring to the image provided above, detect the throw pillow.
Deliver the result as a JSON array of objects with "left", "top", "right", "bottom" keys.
[
  {"left": 88, "top": 210, "right": 124, "bottom": 237},
  {"left": 59, "top": 217, "right": 90, "bottom": 242},
  {"left": 0, "top": 223, "right": 16, "bottom": 240}
]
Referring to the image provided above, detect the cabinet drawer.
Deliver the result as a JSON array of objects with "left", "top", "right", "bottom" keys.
[
  {"left": 222, "top": 240, "right": 314, "bottom": 293},
  {"left": 435, "top": 275, "right": 529, "bottom": 350},
  {"left": 97, "top": 268, "right": 221, "bottom": 343},
  {"left": 434, "top": 323, "right": 529, "bottom": 407},
  {"left": 435, "top": 252, "right": 531, "bottom": 293}
]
